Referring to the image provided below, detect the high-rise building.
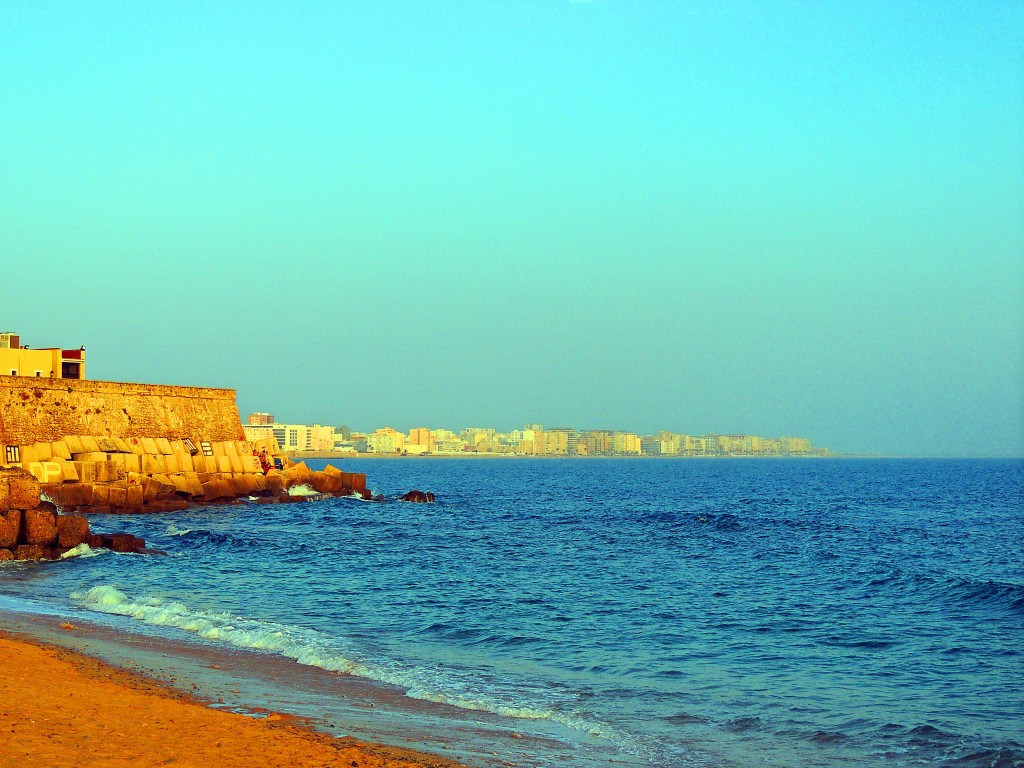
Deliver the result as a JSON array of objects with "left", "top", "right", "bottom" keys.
[
  {"left": 578, "top": 430, "right": 612, "bottom": 456},
  {"left": 409, "top": 427, "right": 434, "bottom": 451},
  {"left": 611, "top": 432, "right": 642, "bottom": 455},
  {"left": 247, "top": 412, "right": 274, "bottom": 425},
  {"left": 780, "top": 436, "right": 812, "bottom": 454},
  {"left": 542, "top": 428, "right": 579, "bottom": 456}
]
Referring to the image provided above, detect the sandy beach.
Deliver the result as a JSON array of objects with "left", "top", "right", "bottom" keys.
[{"left": 0, "top": 629, "right": 465, "bottom": 768}]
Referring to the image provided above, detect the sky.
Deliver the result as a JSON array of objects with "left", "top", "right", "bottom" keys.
[{"left": 1, "top": 1, "right": 1022, "bottom": 457}]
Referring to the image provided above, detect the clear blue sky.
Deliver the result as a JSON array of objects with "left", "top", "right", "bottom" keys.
[{"left": 2, "top": 1, "right": 1022, "bottom": 456}]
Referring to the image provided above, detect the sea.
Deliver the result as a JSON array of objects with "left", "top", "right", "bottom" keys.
[{"left": 1, "top": 458, "right": 1022, "bottom": 767}]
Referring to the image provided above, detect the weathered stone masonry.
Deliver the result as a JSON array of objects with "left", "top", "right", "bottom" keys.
[
  {"left": 0, "top": 376, "right": 369, "bottom": 550},
  {"left": 0, "top": 376, "right": 244, "bottom": 447}
]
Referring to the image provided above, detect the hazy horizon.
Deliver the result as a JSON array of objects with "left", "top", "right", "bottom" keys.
[{"left": 2, "top": 2, "right": 1022, "bottom": 458}]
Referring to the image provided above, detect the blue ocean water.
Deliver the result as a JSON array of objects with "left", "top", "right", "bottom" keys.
[{"left": 2, "top": 458, "right": 1022, "bottom": 767}]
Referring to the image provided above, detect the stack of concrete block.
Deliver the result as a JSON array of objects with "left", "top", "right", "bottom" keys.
[
  {"left": 0, "top": 467, "right": 146, "bottom": 561},
  {"left": 0, "top": 435, "right": 368, "bottom": 513}
]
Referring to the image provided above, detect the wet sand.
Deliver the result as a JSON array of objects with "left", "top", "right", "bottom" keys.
[{"left": 0, "top": 629, "right": 465, "bottom": 768}]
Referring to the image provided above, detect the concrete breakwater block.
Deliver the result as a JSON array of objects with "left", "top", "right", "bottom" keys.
[
  {"left": 0, "top": 467, "right": 148, "bottom": 561},
  {"left": 57, "top": 515, "right": 90, "bottom": 547},
  {"left": 50, "top": 441, "right": 72, "bottom": 460},
  {"left": 4, "top": 434, "right": 370, "bottom": 513},
  {"left": 310, "top": 473, "right": 344, "bottom": 494},
  {"left": 0, "top": 468, "right": 41, "bottom": 511},
  {"left": 22, "top": 507, "right": 58, "bottom": 546},
  {"left": 0, "top": 509, "right": 22, "bottom": 548},
  {"left": 96, "top": 436, "right": 119, "bottom": 453}
]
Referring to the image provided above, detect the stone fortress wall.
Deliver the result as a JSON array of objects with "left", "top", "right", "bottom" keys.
[
  {"left": 0, "top": 376, "right": 369, "bottom": 556},
  {"left": 0, "top": 376, "right": 244, "bottom": 447}
]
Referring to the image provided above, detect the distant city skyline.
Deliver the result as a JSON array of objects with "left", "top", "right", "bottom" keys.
[
  {"left": 2, "top": 3, "right": 1021, "bottom": 458},
  {"left": 243, "top": 414, "right": 827, "bottom": 458}
]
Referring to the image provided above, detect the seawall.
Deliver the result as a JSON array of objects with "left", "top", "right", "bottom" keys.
[
  {"left": 0, "top": 377, "right": 244, "bottom": 446},
  {"left": 0, "top": 376, "right": 369, "bottom": 536}
]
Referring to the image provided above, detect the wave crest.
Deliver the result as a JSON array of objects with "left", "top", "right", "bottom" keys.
[{"left": 69, "top": 585, "right": 563, "bottom": 722}]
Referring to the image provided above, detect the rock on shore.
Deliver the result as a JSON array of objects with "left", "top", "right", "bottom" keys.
[{"left": 0, "top": 467, "right": 146, "bottom": 561}]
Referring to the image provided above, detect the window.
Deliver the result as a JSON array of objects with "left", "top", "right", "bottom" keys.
[
  {"left": 34, "top": 371, "right": 42, "bottom": 377},
  {"left": 9, "top": 370, "right": 16, "bottom": 376}
]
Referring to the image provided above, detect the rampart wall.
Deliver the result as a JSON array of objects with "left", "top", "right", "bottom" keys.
[
  {"left": 0, "top": 377, "right": 369, "bottom": 546},
  {"left": 0, "top": 377, "right": 244, "bottom": 447}
]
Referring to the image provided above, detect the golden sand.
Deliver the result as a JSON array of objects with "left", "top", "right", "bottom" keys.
[{"left": 0, "top": 631, "right": 464, "bottom": 768}]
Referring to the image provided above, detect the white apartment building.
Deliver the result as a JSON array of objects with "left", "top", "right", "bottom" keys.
[
  {"left": 243, "top": 423, "right": 334, "bottom": 452},
  {"left": 366, "top": 427, "right": 406, "bottom": 454}
]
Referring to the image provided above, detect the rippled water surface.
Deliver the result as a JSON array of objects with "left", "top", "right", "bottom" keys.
[{"left": 3, "top": 458, "right": 1022, "bottom": 767}]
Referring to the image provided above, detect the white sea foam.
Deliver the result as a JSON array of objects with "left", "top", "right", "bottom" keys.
[
  {"left": 287, "top": 484, "right": 317, "bottom": 497},
  {"left": 59, "top": 543, "right": 102, "bottom": 560},
  {"left": 405, "top": 688, "right": 554, "bottom": 719},
  {"left": 68, "top": 585, "right": 562, "bottom": 723},
  {"left": 165, "top": 524, "right": 193, "bottom": 537}
]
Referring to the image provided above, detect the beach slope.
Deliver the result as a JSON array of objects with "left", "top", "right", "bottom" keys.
[{"left": 0, "top": 631, "right": 464, "bottom": 768}]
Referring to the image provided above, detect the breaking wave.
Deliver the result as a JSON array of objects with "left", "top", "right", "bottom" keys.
[
  {"left": 69, "top": 585, "right": 560, "bottom": 723},
  {"left": 59, "top": 543, "right": 103, "bottom": 560}
]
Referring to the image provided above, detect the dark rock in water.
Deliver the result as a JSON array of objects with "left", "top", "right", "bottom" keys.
[
  {"left": 399, "top": 490, "right": 435, "bottom": 503},
  {"left": 724, "top": 716, "right": 762, "bottom": 733},
  {"left": 663, "top": 712, "right": 710, "bottom": 725},
  {"left": 101, "top": 533, "right": 146, "bottom": 553}
]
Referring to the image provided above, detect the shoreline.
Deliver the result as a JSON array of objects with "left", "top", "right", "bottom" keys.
[
  {"left": 0, "top": 603, "right": 573, "bottom": 768},
  {"left": 0, "top": 616, "right": 468, "bottom": 768},
  {"left": 288, "top": 451, "right": 849, "bottom": 460}
]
